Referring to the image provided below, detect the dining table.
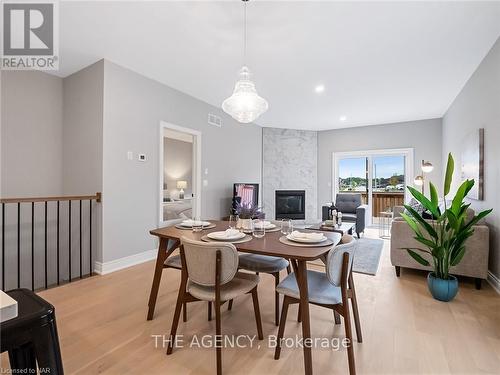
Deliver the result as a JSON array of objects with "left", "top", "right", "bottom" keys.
[{"left": 148, "top": 220, "right": 342, "bottom": 375}]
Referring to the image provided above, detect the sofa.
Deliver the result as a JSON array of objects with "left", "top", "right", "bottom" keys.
[
  {"left": 322, "top": 193, "right": 368, "bottom": 238},
  {"left": 390, "top": 205, "right": 489, "bottom": 289}
]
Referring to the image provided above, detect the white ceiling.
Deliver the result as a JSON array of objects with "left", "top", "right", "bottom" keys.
[{"left": 58, "top": 1, "right": 500, "bottom": 130}]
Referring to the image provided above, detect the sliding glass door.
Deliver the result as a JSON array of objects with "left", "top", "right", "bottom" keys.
[{"left": 333, "top": 149, "right": 414, "bottom": 226}]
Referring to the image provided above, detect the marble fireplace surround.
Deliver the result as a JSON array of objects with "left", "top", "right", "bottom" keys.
[{"left": 262, "top": 128, "right": 318, "bottom": 222}]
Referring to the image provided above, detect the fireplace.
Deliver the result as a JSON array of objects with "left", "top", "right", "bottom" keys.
[{"left": 275, "top": 190, "right": 305, "bottom": 220}]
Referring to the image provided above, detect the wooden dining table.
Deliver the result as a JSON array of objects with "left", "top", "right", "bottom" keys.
[{"left": 148, "top": 220, "right": 341, "bottom": 375}]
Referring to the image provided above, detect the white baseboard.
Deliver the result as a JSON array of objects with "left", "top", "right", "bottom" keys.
[
  {"left": 94, "top": 248, "right": 157, "bottom": 275},
  {"left": 487, "top": 271, "right": 500, "bottom": 294}
]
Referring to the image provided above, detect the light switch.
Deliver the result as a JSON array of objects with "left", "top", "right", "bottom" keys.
[{"left": 127, "top": 151, "right": 133, "bottom": 160}]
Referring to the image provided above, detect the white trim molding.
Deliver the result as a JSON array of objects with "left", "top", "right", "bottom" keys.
[
  {"left": 94, "top": 249, "right": 157, "bottom": 275},
  {"left": 487, "top": 271, "right": 500, "bottom": 294}
]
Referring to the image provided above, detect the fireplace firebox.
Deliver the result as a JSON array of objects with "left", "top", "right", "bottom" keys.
[{"left": 275, "top": 190, "right": 305, "bottom": 220}]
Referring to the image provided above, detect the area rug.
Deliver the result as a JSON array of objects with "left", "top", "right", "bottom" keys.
[{"left": 352, "top": 237, "right": 384, "bottom": 276}]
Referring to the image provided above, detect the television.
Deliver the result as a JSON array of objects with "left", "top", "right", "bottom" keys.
[{"left": 232, "top": 183, "right": 259, "bottom": 210}]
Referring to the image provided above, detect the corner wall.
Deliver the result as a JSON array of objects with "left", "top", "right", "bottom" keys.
[{"left": 442, "top": 37, "right": 500, "bottom": 281}]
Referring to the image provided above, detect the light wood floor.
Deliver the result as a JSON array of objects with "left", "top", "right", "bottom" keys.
[{"left": 2, "top": 228, "right": 500, "bottom": 374}]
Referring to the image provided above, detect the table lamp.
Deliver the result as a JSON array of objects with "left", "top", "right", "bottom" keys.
[{"left": 177, "top": 180, "right": 187, "bottom": 199}]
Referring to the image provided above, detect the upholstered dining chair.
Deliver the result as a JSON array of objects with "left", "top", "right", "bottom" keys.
[
  {"left": 274, "top": 235, "right": 362, "bottom": 375},
  {"left": 167, "top": 237, "right": 264, "bottom": 375},
  {"left": 237, "top": 254, "right": 291, "bottom": 325}
]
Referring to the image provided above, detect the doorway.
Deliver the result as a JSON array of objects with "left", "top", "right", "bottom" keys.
[
  {"left": 332, "top": 148, "right": 414, "bottom": 226},
  {"left": 159, "top": 121, "right": 201, "bottom": 226}
]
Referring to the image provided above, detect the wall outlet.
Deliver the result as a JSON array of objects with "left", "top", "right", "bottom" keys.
[{"left": 138, "top": 153, "right": 146, "bottom": 162}]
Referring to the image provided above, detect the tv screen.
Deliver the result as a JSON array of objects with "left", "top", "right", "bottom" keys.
[{"left": 233, "top": 183, "right": 259, "bottom": 207}]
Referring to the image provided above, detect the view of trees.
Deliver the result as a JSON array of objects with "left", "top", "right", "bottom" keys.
[{"left": 339, "top": 174, "right": 404, "bottom": 192}]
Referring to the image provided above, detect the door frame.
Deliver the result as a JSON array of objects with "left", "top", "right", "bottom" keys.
[
  {"left": 159, "top": 121, "right": 202, "bottom": 226},
  {"left": 332, "top": 148, "right": 414, "bottom": 226}
]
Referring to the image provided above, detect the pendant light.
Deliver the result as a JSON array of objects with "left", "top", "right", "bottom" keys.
[{"left": 222, "top": 0, "right": 268, "bottom": 123}]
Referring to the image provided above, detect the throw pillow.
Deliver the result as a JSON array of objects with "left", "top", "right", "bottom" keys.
[{"left": 404, "top": 198, "right": 424, "bottom": 217}]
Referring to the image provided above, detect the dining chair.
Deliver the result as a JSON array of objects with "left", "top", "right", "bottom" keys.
[
  {"left": 237, "top": 254, "right": 291, "bottom": 325},
  {"left": 167, "top": 237, "right": 264, "bottom": 375},
  {"left": 274, "top": 235, "right": 362, "bottom": 375}
]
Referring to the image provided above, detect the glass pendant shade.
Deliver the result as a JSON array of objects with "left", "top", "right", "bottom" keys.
[
  {"left": 222, "top": 66, "right": 268, "bottom": 123},
  {"left": 414, "top": 175, "right": 424, "bottom": 186}
]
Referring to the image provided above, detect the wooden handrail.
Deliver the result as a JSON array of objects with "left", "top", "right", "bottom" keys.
[{"left": 0, "top": 192, "right": 101, "bottom": 204}]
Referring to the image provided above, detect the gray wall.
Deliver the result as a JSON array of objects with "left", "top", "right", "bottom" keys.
[
  {"left": 1, "top": 71, "right": 63, "bottom": 197},
  {"left": 443, "top": 37, "right": 500, "bottom": 279},
  {"left": 263, "top": 128, "right": 318, "bottom": 221},
  {"left": 102, "top": 61, "right": 262, "bottom": 262},
  {"left": 164, "top": 137, "right": 192, "bottom": 199},
  {"left": 317, "top": 118, "right": 443, "bottom": 213}
]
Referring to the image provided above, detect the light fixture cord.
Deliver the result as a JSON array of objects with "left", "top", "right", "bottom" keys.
[{"left": 243, "top": 0, "right": 247, "bottom": 66}]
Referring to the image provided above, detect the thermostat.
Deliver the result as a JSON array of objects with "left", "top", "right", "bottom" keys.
[{"left": 138, "top": 153, "right": 146, "bottom": 161}]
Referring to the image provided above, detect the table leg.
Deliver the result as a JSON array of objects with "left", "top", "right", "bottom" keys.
[
  {"left": 291, "top": 259, "right": 313, "bottom": 375},
  {"left": 147, "top": 238, "right": 178, "bottom": 320}
]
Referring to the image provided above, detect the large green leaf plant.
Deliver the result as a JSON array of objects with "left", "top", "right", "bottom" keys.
[{"left": 400, "top": 153, "right": 492, "bottom": 280}]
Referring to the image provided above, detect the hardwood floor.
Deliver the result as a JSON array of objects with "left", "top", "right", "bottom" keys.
[{"left": 2, "top": 228, "right": 500, "bottom": 374}]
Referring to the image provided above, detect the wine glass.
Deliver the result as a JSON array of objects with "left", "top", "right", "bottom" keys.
[
  {"left": 253, "top": 219, "right": 265, "bottom": 238},
  {"left": 229, "top": 214, "right": 239, "bottom": 230}
]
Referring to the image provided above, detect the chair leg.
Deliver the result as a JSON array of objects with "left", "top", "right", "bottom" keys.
[
  {"left": 395, "top": 266, "right": 401, "bottom": 277},
  {"left": 215, "top": 299, "right": 222, "bottom": 375},
  {"left": 334, "top": 310, "right": 341, "bottom": 325},
  {"left": 208, "top": 301, "right": 212, "bottom": 321},
  {"left": 274, "top": 272, "right": 280, "bottom": 326},
  {"left": 251, "top": 287, "right": 264, "bottom": 340},
  {"left": 228, "top": 299, "right": 233, "bottom": 311},
  {"left": 343, "top": 301, "right": 356, "bottom": 375},
  {"left": 297, "top": 304, "right": 302, "bottom": 323},
  {"left": 167, "top": 292, "right": 184, "bottom": 355},
  {"left": 475, "top": 278, "right": 482, "bottom": 290},
  {"left": 182, "top": 302, "right": 187, "bottom": 322},
  {"left": 286, "top": 265, "right": 291, "bottom": 274},
  {"left": 349, "top": 273, "right": 363, "bottom": 343},
  {"left": 274, "top": 296, "right": 291, "bottom": 360}
]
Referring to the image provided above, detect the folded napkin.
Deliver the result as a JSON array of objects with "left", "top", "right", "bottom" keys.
[
  {"left": 261, "top": 221, "right": 273, "bottom": 228},
  {"left": 223, "top": 228, "right": 240, "bottom": 237},
  {"left": 182, "top": 219, "right": 205, "bottom": 226},
  {"left": 290, "top": 231, "right": 324, "bottom": 241}
]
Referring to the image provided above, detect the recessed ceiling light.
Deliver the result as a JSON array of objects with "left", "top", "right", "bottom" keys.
[
  {"left": 314, "top": 84, "right": 325, "bottom": 93},
  {"left": 339, "top": 115, "right": 347, "bottom": 122}
]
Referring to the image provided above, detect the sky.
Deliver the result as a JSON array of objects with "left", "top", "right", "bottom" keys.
[{"left": 339, "top": 156, "right": 405, "bottom": 179}]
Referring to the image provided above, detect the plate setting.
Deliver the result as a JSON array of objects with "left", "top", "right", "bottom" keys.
[
  {"left": 286, "top": 230, "right": 327, "bottom": 243},
  {"left": 207, "top": 229, "right": 246, "bottom": 241}
]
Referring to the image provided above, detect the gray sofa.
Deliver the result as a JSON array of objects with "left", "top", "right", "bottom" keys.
[
  {"left": 334, "top": 193, "right": 368, "bottom": 238},
  {"left": 390, "top": 205, "right": 489, "bottom": 289}
]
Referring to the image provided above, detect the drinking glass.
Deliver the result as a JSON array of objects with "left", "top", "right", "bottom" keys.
[
  {"left": 229, "top": 214, "right": 239, "bottom": 230},
  {"left": 192, "top": 217, "right": 203, "bottom": 233},
  {"left": 253, "top": 219, "right": 265, "bottom": 238},
  {"left": 281, "top": 219, "right": 293, "bottom": 235}
]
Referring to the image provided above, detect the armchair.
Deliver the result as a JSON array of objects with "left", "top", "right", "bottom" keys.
[{"left": 323, "top": 193, "right": 368, "bottom": 238}]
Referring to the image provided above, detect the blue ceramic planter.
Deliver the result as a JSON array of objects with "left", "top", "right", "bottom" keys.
[{"left": 427, "top": 273, "right": 458, "bottom": 302}]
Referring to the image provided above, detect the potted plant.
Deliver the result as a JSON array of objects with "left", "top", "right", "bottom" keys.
[
  {"left": 400, "top": 153, "right": 492, "bottom": 302},
  {"left": 235, "top": 202, "right": 261, "bottom": 233}
]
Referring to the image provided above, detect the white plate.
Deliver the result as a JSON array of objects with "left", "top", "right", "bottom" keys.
[
  {"left": 180, "top": 220, "right": 211, "bottom": 228},
  {"left": 286, "top": 233, "right": 327, "bottom": 243},
  {"left": 262, "top": 223, "right": 276, "bottom": 229},
  {"left": 207, "top": 231, "right": 246, "bottom": 241}
]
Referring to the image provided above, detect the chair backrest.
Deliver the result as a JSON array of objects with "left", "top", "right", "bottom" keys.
[
  {"left": 336, "top": 193, "right": 361, "bottom": 214},
  {"left": 325, "top": 234, "right": 357, "bottom": 287},
  {"left": 180, "top": 237, "right": 239, "bottom": 287}
]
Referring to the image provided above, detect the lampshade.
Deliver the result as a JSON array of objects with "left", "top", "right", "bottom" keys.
[
  {"left": 177, "top": 180, "right": 187, "bottom": 189},
  {"left": 414, "top": 175, "right": 424, "bottom": 186},
  {"left": 222, "top": 66, "right": 269, "bottom": 124},
  {"left": 421, "top": 161, "right": 434, "bottom": 173}
]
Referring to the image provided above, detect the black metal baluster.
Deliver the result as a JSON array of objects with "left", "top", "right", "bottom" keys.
[
  {"left": 89, "top": 200, "right": 92, "bottom": 276},
  {"left": 2, "top": 203, "right": 5, "bottom": 291},
  {"left": 17, "top": 202, "right": 20, "bottom": 288},
  {"left": 44, "top": 201, "right": 47, "bottom": 289},
  {"left": 57, "top": 201, "right": 60, "bottom": 285},
  {"left": 69, "top": 200, "right": 72, "bottom": 282},
  {"left": 31, "top": 202, "right": 34, "bottom": 291},
  {"left": 79, "top": 200, "right": 82, "bottom": 279}
]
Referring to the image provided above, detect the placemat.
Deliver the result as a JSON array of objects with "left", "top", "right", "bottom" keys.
[
  {"left": 175, "top": 223, "right": 217, "bottom": 230},
  {"left": 201, "top": 234, "right": 253, "bottom": 244},
  {"left": 279, "top": 236, "right": 334, "bottom": 248}
]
